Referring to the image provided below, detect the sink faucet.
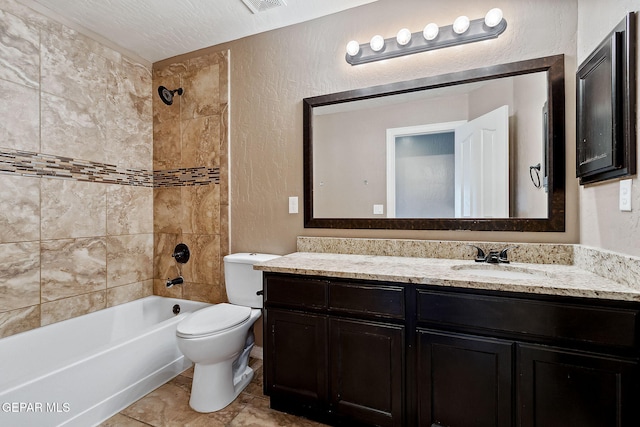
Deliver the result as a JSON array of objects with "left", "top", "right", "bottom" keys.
[{"left": 469, "top": 245, "right": 518, "bottom": 264}]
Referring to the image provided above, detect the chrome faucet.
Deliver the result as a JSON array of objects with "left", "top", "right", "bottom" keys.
[
  {"left": 469, "top": 245, "right": 518, "bottom": 264},
  {"left": 166, "top": 276, "right": 184, "bottom": 288}
]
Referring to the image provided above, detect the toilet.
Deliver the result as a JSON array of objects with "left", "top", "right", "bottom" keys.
[{"left": 176, "top": 252, "right": 279, "bottom": 413}]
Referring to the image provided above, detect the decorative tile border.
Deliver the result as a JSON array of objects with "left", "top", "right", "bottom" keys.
[{"left": 0, "top": 148, "right": 219, "bottom": 187}]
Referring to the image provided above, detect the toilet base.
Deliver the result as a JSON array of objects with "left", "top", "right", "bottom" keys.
[{"left": 189, "top": 361, "right": 255, "bottom": 413}]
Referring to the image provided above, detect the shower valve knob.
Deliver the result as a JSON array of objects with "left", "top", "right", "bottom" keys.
[{"left": 172, "top": 243, "right": 190, "bottom": 264}]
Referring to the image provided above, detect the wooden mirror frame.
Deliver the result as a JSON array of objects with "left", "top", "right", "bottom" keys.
[{"left": 303, "top": 54, "right": 565, "bottom": 231}]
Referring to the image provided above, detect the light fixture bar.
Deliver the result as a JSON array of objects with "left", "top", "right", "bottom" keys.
[{"left": 346, "top": 17, "right": 507, "bottom": 66}]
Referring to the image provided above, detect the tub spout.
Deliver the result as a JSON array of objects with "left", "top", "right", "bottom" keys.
[{"left": 166, "top": 276, "right": 184, "bottom": 288}]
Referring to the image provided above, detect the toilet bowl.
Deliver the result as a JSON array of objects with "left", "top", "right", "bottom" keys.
[{"left": 176, "top": 253, "right": 279, "bottom": 413}]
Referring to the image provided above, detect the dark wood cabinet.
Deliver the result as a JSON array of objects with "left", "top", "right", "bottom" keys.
[
  {"left": 417, "top": 330, "right": 513, "bottom": 427},
  {"left": 330, "top": 318, "right": 404, "bottom": 426},
  {"left": 264, "top": 272, "right": 640, "bottom": 427},
  {"left": 518, "top": 343, "right": 640, "bottom": 427}
]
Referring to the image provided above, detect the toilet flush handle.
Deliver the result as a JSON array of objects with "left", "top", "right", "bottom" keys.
[{"left": 256, "top": 290, "right": 264, "bottom": 296}]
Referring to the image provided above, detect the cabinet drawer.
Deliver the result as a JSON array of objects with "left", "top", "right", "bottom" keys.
[
  {"left": 329, "top": 282, "right": 405, "bottom": 319},
  {"left": 265, "top": 274, "right": 327, "bottom": 310},
  {"left": 417, "top": 290, "right": 640, "bottom": 348}
]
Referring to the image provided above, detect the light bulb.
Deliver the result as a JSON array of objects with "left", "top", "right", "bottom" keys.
[
  {"left": 396, "top": 28, "right": 412, "bottom": 46},
  {"left": 453, "top": 16, "right": 470, "bottom": 34},
  {"left": 484, "top": 8, "right": 503, "bottom": 28},
  {"left": 370, "top": 35, "right": 385, "bottom": 52},
  {"left": 346, "top": 40, "right": 360, "bottom": 56},
  {"left": 423, "top": 23, "right": 439, "bottom": 40}
]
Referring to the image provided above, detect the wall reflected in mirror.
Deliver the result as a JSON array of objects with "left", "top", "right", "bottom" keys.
[{"left": 312, "top": 72, "right": 548, "bottom": 219}]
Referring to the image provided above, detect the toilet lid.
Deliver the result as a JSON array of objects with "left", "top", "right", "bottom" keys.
[{"left": 177, "top": 303, "right": 251, "bottom": 338}]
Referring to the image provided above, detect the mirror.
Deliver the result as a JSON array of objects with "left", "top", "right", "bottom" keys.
[{"left": 304, "top": 55, "right": 565, "bottom": 231}]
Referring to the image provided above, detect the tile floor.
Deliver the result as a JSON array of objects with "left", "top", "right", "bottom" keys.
[{"left": 99, "top": 357, "right": 327, "bottom": 427}]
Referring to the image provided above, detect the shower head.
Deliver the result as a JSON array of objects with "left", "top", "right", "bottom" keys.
[{"left": 158, "top": 86, "right": 183, "bottom": 105}]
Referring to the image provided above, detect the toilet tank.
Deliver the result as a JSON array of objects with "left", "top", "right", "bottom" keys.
[{"left": 224, "top": 253, "right": 280, "bottom": 308}]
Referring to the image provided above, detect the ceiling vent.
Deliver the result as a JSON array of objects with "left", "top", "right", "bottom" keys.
[{"left": 241, "top": 0, "right": 287, "bottom": 14}]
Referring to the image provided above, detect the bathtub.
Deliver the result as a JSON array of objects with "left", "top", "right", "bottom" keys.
[{"left": 0, "top": 296, "right": 209, "bottom": 427}]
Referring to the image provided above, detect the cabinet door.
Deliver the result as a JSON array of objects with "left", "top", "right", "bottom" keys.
[
  {"left": 265, "top": 309, "right": 328, "bottom": 415},
  {"left": 417, "top": 329, "right": 513, "bottom": 427},
  {"left": 518, "top": 344, "right": 640, "bottom": 427},
  {"left": 330, "top": 318, "right": 405, "bottom": 427}
]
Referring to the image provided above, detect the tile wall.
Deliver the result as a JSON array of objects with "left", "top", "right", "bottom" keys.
[
  {"left": 152, "top": 52, "right": 230, "bottom": 304},
  {"left": 0, "top": 0, "right": 153, "bottom": 338}
]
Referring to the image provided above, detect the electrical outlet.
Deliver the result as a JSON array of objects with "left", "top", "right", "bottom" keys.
[{"left": 620, "top": 179, "right": 632, "bottom": 211}]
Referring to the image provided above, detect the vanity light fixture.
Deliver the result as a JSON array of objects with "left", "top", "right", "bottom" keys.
[{"left": 345, "top": 8, "right": 507, "bottom": 65}]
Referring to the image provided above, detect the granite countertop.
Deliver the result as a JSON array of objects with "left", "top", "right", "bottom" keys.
[{"left": 254, "top": 252, "right": 640, "bottom": 302}]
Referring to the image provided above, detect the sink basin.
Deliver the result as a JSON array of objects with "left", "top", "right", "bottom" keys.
[{"left": 451, "top": 264, "right": 549, "bottom": 280}]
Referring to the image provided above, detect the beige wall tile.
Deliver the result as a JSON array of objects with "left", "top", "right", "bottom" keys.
[
  {"left": 181, "top": 184, "right": 219, "bottom": 235},
  {"left": 41, "top": 91, "right": 107, "bottom": 163},
  {"left": 0, "top": 241, "right": 40, "bottom": 312},
  {"left": 107, "top": 234, "right": 153, "bottom": 287},
  {"left": 0, "top": 305, "right": 39, "bottom": 338},
  {"left": 107, "top": 185, "right": 153, "bottom": 235},
  {"left": 181, "top": 233, "right": 220, "bottom": 286},
  {"left": 153, "top": 187, "right": 182, "bottom": 234},
  {"left": 0, "top": 78, "right": 39, "bottom": 151},
  {"left": 0, "top": 9, "right": 39, "bottom": 88},
  {"left": 181, "top": 116, "right": 219, "bottom": 168},
  {"left": 154, "top": 233, "right": 181, "bottom": 281},
  {"left": 0, "top": 175, "right": 40, "bottom": 243},
  {"left": 105, "top": 57, "right": 152, "bottom": 170},
  {"left": 41, "top": 179, "right": 107, "bottom": 239},
  {"left": 107, "top": 280, "right": 153, "bottom": 307},
  {"left": 182, "top": 62, "right": 219, "bottom": 119},
  {"left": 41, "top": 291, "right": 106, "bottom": 326},
  {"left": 41, "top": 237, "right": 107, "bottom": 302},
  {"left": 40, "top": 24, "right": 108, "bottom": 106}
]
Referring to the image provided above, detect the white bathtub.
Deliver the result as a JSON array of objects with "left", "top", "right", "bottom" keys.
[{"left": 0, "top": 296, "right": 209, "bottom": 427}]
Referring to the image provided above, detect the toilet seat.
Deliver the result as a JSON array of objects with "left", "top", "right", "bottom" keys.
[{"left": 177, "top": 303, "right": 252, "bottom": 338}]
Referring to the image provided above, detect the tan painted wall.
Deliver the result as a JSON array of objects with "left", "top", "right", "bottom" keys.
[
  {"left": 577, "top": 0, "right": 640, "bottom": 257},
  {"left": 158, "top": 0, "right": 580, "bottom": 255}
]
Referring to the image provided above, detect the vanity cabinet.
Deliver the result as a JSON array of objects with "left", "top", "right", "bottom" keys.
[
  {"left": 264, "top": 273, "right": 406, "bottom": 426},
  {"left": 263, "top": 272, "right": 640, "bottom": 427}
]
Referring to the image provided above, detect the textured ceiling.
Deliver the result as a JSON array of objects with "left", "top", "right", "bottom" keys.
[{"left": 25, "top": 0, "right": 377, "bottom": 63}]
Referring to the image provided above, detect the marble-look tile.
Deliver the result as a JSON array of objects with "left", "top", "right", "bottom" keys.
[
  {"left": 41, "top": 238, "right": 107, "bottom": 302},
  {"left": 0, "top": 78, "right": 39, "bottom": 151},
  {"left": 0, "top": 174, "right": 39, "bottom": 243},
  {"left": 0, "top": 305, "right": 39, "bottom": 338},
  {"left": 107, "top": 234, "right": 153, "bottom": 287},
  {"left": 228, "top": 394, "right": 325, "bottom": 427},
  {"left": 182, "top": 62, "right": 220, "bottom": 119},
  {"left": 153, "top": 74, "right": 181, "bottom": 170},
  {"left": 0, "top": 0, "right": 52, "bottom": 29},
  {"left": 183, "top": 279, "right": 225, "bottom": 305},
  {"left": 105, "top": 57, "right": 152, "bottom": 170},
  {"left": 181, "top": 233, "right": 220, "bottom": 286},
  {"left": 107, "top": 185, "right": 153, "bottom": 235},
  {"left": 153, "top": 232, "right": 181, "bottom": 282},
  {"left": 0, "top": 9, "right": 39, "bottom": 88},
  {"left": 41, "top": 91, "right": 107, "bottom": 163},
  {"left": 0, "top": 241, "right": 39, "bottom": 312},
  {"left": 106, "top": 280, "right": 152, "bottom": 307},
  {"left": 40, "top": 290, "right": 106, "bottom": 326},
  {"left": 181, "top": 116, "right": 220, "bottom": 168},
  {"left": 153, "top": 187, "right": 182, "bottom": 234},
  {"left": 98, "top": 413, "right": 149, "bottom": 427},
  {"left": 121, "top": 381, "right": 204, "bottom": 426},
  {"left": 153, "top": 278, "right": 183, "bottom": 299},
  {"left": 40, "top": 23, "right": 108, "bottom": 106},
  {"left": 181, "top": 185, "right": 219, "bottom": 235},
  {"left": 41, "top": 179, "right": 107, "bottom": 239}
]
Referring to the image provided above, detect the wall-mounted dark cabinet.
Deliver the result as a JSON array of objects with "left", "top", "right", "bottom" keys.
[{"left": 263, "top": 273, "right": 640, "bottom": 426}]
